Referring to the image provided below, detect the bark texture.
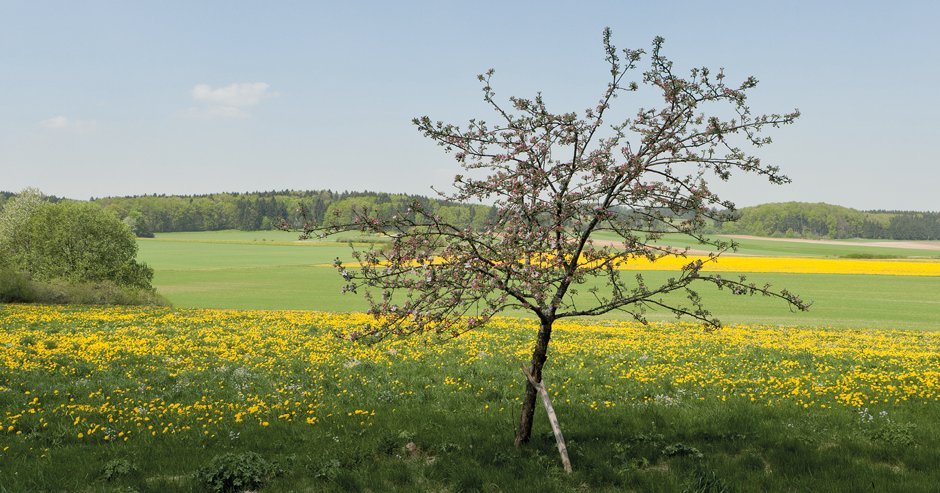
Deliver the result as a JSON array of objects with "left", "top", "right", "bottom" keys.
[{"left": 515, "top": 319, "right": 553, "bottom": 446}]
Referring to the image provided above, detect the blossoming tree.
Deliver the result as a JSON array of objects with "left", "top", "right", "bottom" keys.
[{"left": 295, "top": 29, "right": 809, "bottom": 446}]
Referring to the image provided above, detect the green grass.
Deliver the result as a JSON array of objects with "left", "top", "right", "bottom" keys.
[
  {"left": 12, "top": 398, "right": 936, "bottom": 492},
  {"left": 4, "top": 226, "right": 939, "bottom": 491},
  {"left": 1, "top": 305, "right": 937, "bottom": 492},
  {"left": 138, "top": 231, "right": 940, "bottom": 330},
  {"left": 138, "top": 237, "right": 348, "bottom": 270},
  {"left": 591, "top": 231, "right": 940, "bottom": 258},
  {"left": 716, "top": 236, "right": 939, "bottom": 259}
]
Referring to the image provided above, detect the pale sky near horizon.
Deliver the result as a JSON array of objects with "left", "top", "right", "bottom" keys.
[{"left": 1, "top": 1, "right": 938, "bottom": 211}]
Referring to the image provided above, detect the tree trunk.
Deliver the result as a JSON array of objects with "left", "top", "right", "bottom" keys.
[{"left": 515, "top": 317, "right": 553, "bottom": 446}]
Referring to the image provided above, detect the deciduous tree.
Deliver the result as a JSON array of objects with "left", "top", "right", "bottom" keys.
[
  {"left": 0, "top": 188, "right": 46, "bottom": 272},
  {"left": 295, "top": 29, "right": 809, "bottom": 446},
  {"left": 23, "top": 202, "right": 154, "bottom": 289},
  {"left": 1, "top": 193, "right": 154, "bottom": 290}
]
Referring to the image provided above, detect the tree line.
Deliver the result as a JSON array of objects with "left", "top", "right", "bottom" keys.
[
  {"left": 86, "top": 190, "right": 494, "bottom": 237},
  {"left": 719, "top": 202, "right": 940, "bottom": 240},
  {"left": 2, "top": 191, "right": 937, "bottom": 241}
]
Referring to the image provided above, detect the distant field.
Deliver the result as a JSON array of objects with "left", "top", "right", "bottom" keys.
[
  {"left": 592, "top": 231, "right": 940, "bottom": 258},
  {"left": 137, "top": 231, "right": 940, "bottom": 330},
  {"left": 153, "top": 229, "right": 940, "bottom": 258}
]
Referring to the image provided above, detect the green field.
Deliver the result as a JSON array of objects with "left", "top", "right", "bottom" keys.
[
  {"left": 592, "top": 231, "right": 940, "bottom": 259},
  {"left": 138, "top": 231, "right": 940, "bottom": 330},
  {"left": 3, "top": 230, "right": 939, "bottom": 492},
  {"left": 1, "top": 304, "right": 937, "bottom": 492}
]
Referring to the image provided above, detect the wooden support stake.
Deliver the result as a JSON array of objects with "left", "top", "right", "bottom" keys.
[{"left": 522, "top": 365, "right": 572, "bottom": 473}]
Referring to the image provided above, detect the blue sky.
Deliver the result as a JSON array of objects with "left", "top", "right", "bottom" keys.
[{"left": 1, "top": 1, "right": 937, "bottom": 210}]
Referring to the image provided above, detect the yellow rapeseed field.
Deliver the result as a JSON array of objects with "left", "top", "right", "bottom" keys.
[
  {"left": 347, "top": 255, "right": 940, "bottom": 276},
  {"left": 0, "top": 304, "right": 937, "bottom": 446},
  {"left": 613, "top": 255, "right": 940, "bottom": 277}
]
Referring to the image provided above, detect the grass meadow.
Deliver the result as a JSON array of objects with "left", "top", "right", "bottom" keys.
[
  {"left": 1, "top": 305, "right": 938, "bottom": 492},
  {"left": 138, "top": 231, "right": 940, "bottom": 330},
  {"left": 591, "top": 231, "right": 940, "bottom": 259},
  {"left": 1, "top": 230, "right": 939, "bottom": 492}
]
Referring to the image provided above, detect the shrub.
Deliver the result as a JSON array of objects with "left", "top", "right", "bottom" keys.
[
  {"left": 868, "top": 421, "right": 916, "bottom": 446},
  {"left": 23, "top": 202, "right": 154, "bottom": 289},
  {"left": 0, "top": 267, "right": 36, "bottom": 302},
  {"left": 0, "top": 193, "right": 164, "bottom": 306},
  {"left": 841, "top": 253, "right": 899, "bottom": 259},
  {"left": 663, "top": 443, "right": 704, "bottom": 459},
  {"left": 194, "top": 452, "right": 281, "bottom": 493},
  {"left": 101, "top": 458, "right": 138, "bottom": 481},
  {"left": 0, "top": 270, "right": 168, "bottom": 306}
]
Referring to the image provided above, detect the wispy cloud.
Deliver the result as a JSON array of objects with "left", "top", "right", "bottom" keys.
[
  {"left": 39, "top": 116, "right": 97, "bottom": 133},
  {"left": 185, "top": 82, "right": 274, "bottom": 119}
]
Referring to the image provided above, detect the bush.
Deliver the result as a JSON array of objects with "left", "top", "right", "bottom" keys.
[
  {"left": 867, "top": 421, "right": 916, "bottom": 446},
  {"left": 663, "top": 443, "right": 704, "bottom": 459},
  {"left": 0, "top": 267, "right": 36, "bottom": 302},
  {"left": 0, "top": 269, "right": 168, "bottom": 306},
  {"left": 101, "top": 458, "right": 138, "bottom": 481},
  {"left": 0, "top": 192, "right": 163, "bottom": 306},
  {"left": 48, "top": 280, "right": 168, "bottom": 306},
  {"left": 194, "top": 452, "right": 281, "bottom": 493},
  {"left": 841, "top": 253, "right": 899, "bottom": 259},
  {"left": 23, "top": 202, "right": 154, "bottom": 289}
]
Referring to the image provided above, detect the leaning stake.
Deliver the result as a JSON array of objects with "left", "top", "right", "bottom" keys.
[{"left": 521, "top": 365, "right": 572, "bottom": 473}]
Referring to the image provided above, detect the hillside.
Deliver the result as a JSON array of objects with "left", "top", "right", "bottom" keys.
[{"left": 721, "top": 202, "right": 940, "bottom": 240}]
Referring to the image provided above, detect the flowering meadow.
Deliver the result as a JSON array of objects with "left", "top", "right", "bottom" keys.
[{"left": 1, "top": 303, "right": 938, "bottom": 491}]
